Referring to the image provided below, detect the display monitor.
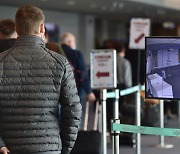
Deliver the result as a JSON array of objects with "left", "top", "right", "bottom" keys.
[{"left": 145, "top": 37, "right": 180, "bottom": 100}]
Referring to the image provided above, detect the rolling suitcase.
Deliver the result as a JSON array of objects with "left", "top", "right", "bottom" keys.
[{"left": 71, "top": 101, "right": 101, "bottom": 154}]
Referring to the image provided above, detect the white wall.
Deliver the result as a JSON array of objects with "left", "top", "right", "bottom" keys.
[
  {"left": 0, "top": 5, "right": 95, "bottom": 65},
  {"left": 0, "top": 5, "right": 80, "bottom": 44},
  {"left": 157, "top": 49, "right": 179, "bottom": 68}
]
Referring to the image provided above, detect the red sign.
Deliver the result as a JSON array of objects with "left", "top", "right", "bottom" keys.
[
  {"left": 96, "top": 71, "right": 110, "bottom": 78},
  {"left": 135, "top": 33, "right": 145, "bottom": 43}
]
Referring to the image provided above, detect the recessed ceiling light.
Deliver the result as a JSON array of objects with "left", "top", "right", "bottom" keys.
[
  {"left": 119, "top": 3, "right": 124, "bottom": 9},
  {"left": 102, "top": 5, "right": 107, "bottom": 10},
  {"left": 113, "top": 2, "right": 118, "bottom": 8},
  {"left": 67, "top": 1, "right": 75, "bottom": 5},
  {"left": 90, "top": 3, "right": 97, "bottom": 9}
]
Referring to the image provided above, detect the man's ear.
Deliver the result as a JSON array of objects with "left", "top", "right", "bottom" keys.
[
  {"left": 15, "top": 26, "right": 20, "bottom": 35},
  {"left": 40, "top": 23, "right": 45, "bottom": 34}
]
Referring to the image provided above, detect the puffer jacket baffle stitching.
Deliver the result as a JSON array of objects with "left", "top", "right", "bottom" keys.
[{"left": 0, "top": 35, "right": 82, "bottom": 154}]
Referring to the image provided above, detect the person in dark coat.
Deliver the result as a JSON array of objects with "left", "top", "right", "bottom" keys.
[
  {"left": 0, "top": 19, "right": 17, "bottom": 53},
  {"left": 60, "top": 32, "right": 96, "bottom": 103},
  {"left": 0, "top": 5, "right": 81, "bottom": 154}
]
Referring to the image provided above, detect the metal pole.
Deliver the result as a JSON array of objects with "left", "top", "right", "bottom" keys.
[
  {"left": 137, "top": 50, "right": 141, "bottom": 85},
  {"left": 112, "top": 89, "right": 120, "bottom": 154},
  {"left": 159, "top": 100, "right": 164, "bottom": 146},
  {"left": 101, "top": 89, "right": 107, "bottom": 154},
  {"left": 155, "top": 100, "right": 173, "bottom": 148},
  {"left": 179, "top": 101, "right": 180, "bottom": 128},
  {"left": 136, "top": 90, "right": 141, "bottom": 154}
]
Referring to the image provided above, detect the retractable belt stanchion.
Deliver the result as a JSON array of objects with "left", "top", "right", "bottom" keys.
[
  {"left": 159, "top": 100, "right": 165, "bottom": 147},
  {"left": 100, "top": 89, "right": 107, "bottom": 154},
  {"left": 179, "top": 101, "right": 180, "bottom": 128},
  {"left": 109, "top": 85, "right": 144, "bottom": 154},
  {"left": 112, "top": 89, "right": 120, "bottom": 154},
  {"left": 136, "top": 89, "right": 141, "bottom": 154},
  {"left": 157, "top": 100, "right": 173, "bottom": 148}
]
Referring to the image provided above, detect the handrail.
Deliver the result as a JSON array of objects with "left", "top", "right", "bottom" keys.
[{"left": 106, "top": 84, "right": 145, "bottom": 98}]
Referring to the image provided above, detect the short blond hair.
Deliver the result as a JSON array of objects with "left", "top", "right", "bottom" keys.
[
  {"left": 15, "top": 5, "right": 45, "bottom": 35},
  {"left": 60, "top": 32, "right": 75, "bottom": 44}
]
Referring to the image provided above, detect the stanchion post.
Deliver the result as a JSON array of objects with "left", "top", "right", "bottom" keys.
[
  {"left": 159, "top": 100, "right": 164, "bottom": 147},
  {"left": 152, "top": 100, "right": 173, "bottom": 148},
  {"left": 112, "top": 89, "right": 120, "bottom": 154},
  {"left": 136, "top": 90, "right": 141, "bottom": 154},
  {"left": 100, "top": 89, "right": 107, "bottom": 154},
  {"left": 179, "top": 101, "right": 180, "bottom": 128}
]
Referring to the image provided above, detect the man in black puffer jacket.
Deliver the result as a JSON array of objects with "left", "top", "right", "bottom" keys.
[{"left": 0, "top": 5, "right": 81, "bottom": 154}]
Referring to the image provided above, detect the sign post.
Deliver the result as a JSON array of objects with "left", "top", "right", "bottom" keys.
[
  {"left": 129, "top": 18, "right": 150, "bottom": 154},
  {"left": 129, "top": 18, "right": 150, "bottom": 84},
  {"left": 90, "top": 49, "right": 117, "bottom": 154}
]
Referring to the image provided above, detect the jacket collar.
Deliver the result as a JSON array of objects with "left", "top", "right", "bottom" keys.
[
  {"left": 15, "top": 35, "right": 45, "bottom": 47},
  {"left": 61, "top": 44, "right": 72, "bottom": 50}
]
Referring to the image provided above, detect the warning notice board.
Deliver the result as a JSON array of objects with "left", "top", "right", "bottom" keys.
[
  {"left": 90, "top": 49, "right": 117, "bottom": 89},
  {"left": 129, "top": 18, "right": 150, "bottom": 50}
]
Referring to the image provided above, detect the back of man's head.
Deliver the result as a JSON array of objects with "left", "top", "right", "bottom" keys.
[
  {"left": 15, "top": 5, "right": 45, "bottom": 35},
  {"left": 116, "top": 43, "right": 126, "bottom": 57},
  {"left": 0, "top": 19, "right": 17, "bottom": 39}
]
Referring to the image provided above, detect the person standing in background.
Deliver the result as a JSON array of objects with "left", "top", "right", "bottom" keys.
[
  {"left": 45, "top": 27, "right": 66, "bottom": 56},
  {"left": 60, "top": 32, "right": 96, "bottom": 103},
  {"left": 116, "top": 43, "right": 132, "bottom": 89},
  {"left": 0, "top": 5, "right": 81, "bottom": 154},
  {"left": 107, "top": 42, "right": 132, "bottom": 132},
  {"left": 0, "top": 19, "right": 17, "bottom": 53}
]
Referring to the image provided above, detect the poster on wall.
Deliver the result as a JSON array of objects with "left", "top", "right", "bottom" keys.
[{"left": 129, "top": 18, "right": 150, "bottom": 50}]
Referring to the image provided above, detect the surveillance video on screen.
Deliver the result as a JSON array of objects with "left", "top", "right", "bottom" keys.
[{"left": 145, "top": 37, "right": 180, "bottom": 100}]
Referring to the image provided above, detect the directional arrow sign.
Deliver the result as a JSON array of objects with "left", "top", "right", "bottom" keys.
[
  {"left": 135, "top": 33, "right": 145, "bottom": 43},
  {"left": 90, "top": 49, "right": 117, "bottom": 89},
  {"left": 96, "top": 71, "right": 110, "bottom": 78}
]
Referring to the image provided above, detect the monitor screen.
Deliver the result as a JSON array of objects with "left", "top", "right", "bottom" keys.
[{"left": 145, "top": 37, "right": 180, "bottom": 100}]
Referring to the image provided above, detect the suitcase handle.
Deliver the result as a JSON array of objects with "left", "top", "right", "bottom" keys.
[{"left": 83, "top": 101, "right": 99, "bottom": 131}]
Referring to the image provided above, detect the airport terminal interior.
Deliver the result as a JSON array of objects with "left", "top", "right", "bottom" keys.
[{"left": 1, "top": 0, "right": 180, "bottom": 154}]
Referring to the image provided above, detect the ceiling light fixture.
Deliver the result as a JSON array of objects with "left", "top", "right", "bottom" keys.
[
  {"left": 119, "top": 3, "right": 124, "bottom": 9},
  {"left": 102, "top": 5, "right": 107, "bottom": 10},
  {"left": 67, "top": 1, "right": 75, "bottom": 6},
  {"left": 90, "top": 3, "right": 97, "bottom": 9},
  {"left": 113, "top": 1, "right": 118, "bottom": 8}
]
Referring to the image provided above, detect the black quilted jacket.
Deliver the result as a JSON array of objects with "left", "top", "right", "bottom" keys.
[{"left": 0, "top": 35, "right": 82, "bottom": 154}]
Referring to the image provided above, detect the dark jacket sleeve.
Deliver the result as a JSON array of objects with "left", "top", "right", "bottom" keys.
[
  {"left": 59, "top": 59, "right": 82, "bottom": 154},
  {"left": 77, "top": 52, "right": 92, "bottom": 94}
]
